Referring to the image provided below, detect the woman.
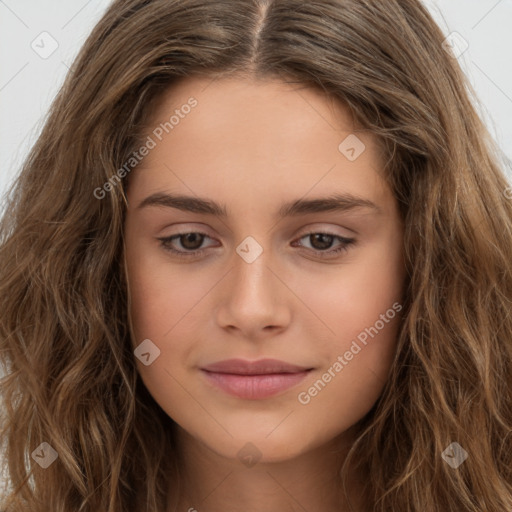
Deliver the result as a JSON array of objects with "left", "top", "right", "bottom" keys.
[{"left": 1, "top": 0, "right": 511, "bottom": 510}]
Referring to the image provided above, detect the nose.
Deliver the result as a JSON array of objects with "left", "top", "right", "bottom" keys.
[{"left": 215, "top": 244, "right": 292, "bottom": 340}]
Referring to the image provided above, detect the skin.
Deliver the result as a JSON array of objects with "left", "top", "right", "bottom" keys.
[{"left": 123, "top": 75, "right": 406, "bottom": 512}]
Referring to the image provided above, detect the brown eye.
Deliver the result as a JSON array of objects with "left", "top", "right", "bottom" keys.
[
  {"left": 308, "top": 233, "right": 335, "bottom": 250},
  {"left": 178, "top": 233, "right": 205, "bottom": 250},
  {"left": 292, "top": 231, "right": 356, "bottom": 259},
  {"left": 158, "top": 231, "right": 215, "bottom": 257}
]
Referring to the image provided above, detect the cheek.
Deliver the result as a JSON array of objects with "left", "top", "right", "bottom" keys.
[
  {"left": 125, "top": 251, "right": 202, "bottom": 421},
  {"left": 295, "top": 239, "right": 404, "bottom": 407},
  {"left": 295, "top": 298, "right": 401, "bottom": 447},
  {"left": 300, "top": 237, "right": 404, "bottom": 344},
  {"left": 125, "top": 246, "right": 210, "bottom": 343}
]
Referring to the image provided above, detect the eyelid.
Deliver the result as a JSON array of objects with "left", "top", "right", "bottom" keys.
[{"left": 295, "top": 226, "right": 350, "bottom": 238}]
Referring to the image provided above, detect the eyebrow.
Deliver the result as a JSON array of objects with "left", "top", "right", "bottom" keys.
[{"left": 137, "top": 192, "right": 381, "bottom": 218}]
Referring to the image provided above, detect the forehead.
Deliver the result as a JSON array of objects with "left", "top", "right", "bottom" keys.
[
  {"left": 127, "top": 75, "right": 391, "bottom": 214},
  {"left": 144, "top": 74, "right": 364, "bottom": 145}
]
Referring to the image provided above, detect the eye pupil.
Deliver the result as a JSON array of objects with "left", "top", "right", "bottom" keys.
[
  {"left": 310, "top": 233, "right": 333, "bottom": 250},
  {"left": 181, "top": 233, "right": 204, "bottom": 250}
]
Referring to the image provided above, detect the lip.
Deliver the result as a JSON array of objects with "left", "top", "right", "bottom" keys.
[
  {"left": 201, "top": 358, "right": 311, "bottom": 375},
  {"left": 200, "top": 358, "right": 313, "bottom": 400}
]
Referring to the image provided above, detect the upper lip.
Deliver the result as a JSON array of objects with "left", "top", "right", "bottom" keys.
[{"left": 201, "top": 358, "right": 312, "bottom": 375}]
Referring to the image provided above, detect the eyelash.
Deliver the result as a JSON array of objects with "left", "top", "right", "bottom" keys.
[{"left": 157, "top": 230, "right": 356, "bottom": 260}]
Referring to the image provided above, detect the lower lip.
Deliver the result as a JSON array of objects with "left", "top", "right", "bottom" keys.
[{"left": 201, "top": 370, "right": 311, "bottom": 399}]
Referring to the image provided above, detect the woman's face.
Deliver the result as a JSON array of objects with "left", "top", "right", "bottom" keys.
[{"left": 124, "top": 75, "right": 406, "bottom": 463}]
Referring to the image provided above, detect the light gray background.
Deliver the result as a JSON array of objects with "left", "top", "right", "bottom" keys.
[{"left": 1, "top": 0, "right": 512, "bottom": 205}]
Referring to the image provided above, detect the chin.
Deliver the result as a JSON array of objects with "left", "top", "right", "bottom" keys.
[{"left": 195, "top": 424, "right": 324, "bottom": 466}]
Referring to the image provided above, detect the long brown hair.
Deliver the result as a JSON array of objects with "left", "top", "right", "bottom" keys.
[{"left": 1, "top": 0, "right": 512, "bottom": 510}]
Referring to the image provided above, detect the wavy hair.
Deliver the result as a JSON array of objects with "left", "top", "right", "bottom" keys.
[{"left": 1, "top": 0, "right": 512, "bottom": 510}]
